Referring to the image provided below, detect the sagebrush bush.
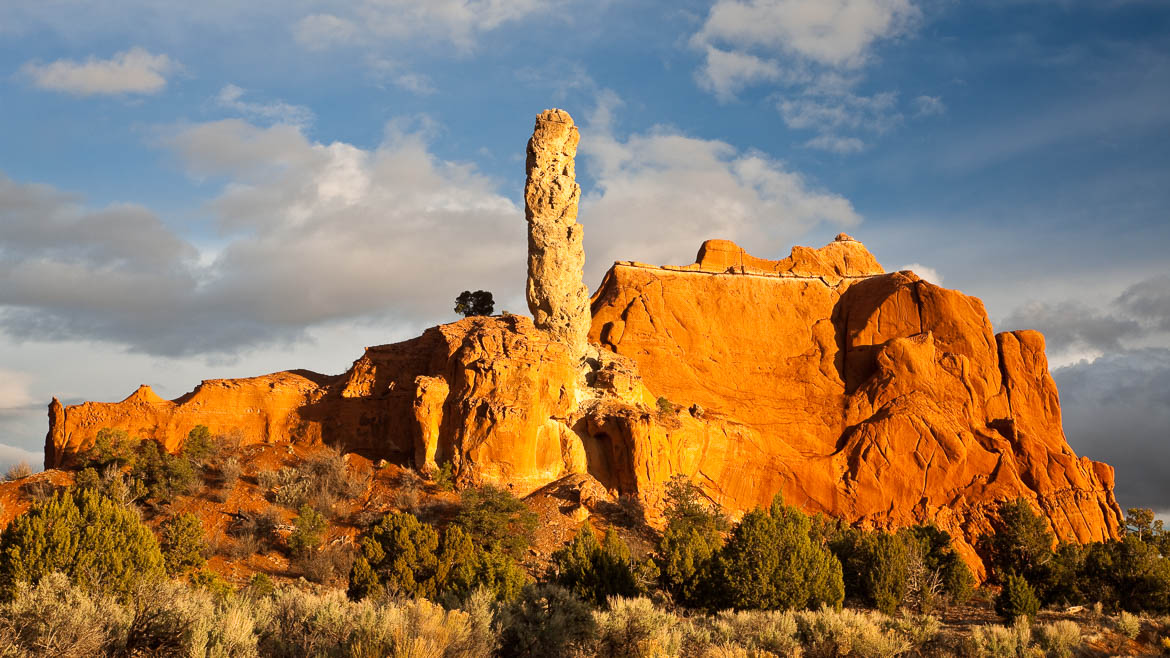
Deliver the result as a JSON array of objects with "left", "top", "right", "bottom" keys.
[
  {"left": 796, "top": 606, "right": 912, "bottom": 658},
  {"left": 593, "top": 596, "right": 682, "bottom": 657},
  {"left": 260, "top": 446, "right": 365, "bottom": 514},
  {"left": 498, "top": 583, "right": 597, "bottom": 658},
  {"left": 1116, "top": 610, "right": 1141, "bottom": 639},
  {"left": 891, "top": 613, "right": 940, "bottom": 648},
  {"left": 708, "top": 608, "right": 801, "bottom": 655},
  {"left": 0, "top": 572, "right": 128, "bottom": 657},
  {"left": 0, "top": 488, "right": 165, "bottom": 601},
  {"left": 965, "top": 617, "right": 1032, "bottom": 658},
  {"left": 1035, "top": 619, "right": 1081, "bottom": 658},
  {"left": 4, "top": 461, "right": 31, "bottom": 481}
]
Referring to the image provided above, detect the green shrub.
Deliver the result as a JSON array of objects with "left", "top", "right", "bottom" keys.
[
  {"left": 247, "top": 572, "right": 275, "bottom": 599},
  {"left": 852, "top": 531, "right": 914, "bottom": 615},
  {"left": 498, "top": 583, "right": 597, "bottom": 658},
  {"left": 453, "top": 484, "right": 538, "bottom": 560},
  {"left": 657, "top": 475, "right": 727, "bottom": 607},
  {"left": 287, "top": 504, "right": 327, "bottom": 557},
  {"left": 349, "top": 509, "right": 527, "bottom": 602},
  {"left": 0, "top": 488, "right": 165, "bottom": 601},
  {"left": 706, "top": 496, "right": 844, "bottom": 611},
  {"left": 434, "top": 460, "right": 456, "bottom": 491},
  {"left": 977, "top": 498, "right": 1055, "bottom": 589},
  {"left": 160, "top": 512, "right": 207, "bottom": 575},
  {"left": 181, "top": 425, "right": 217, "bottom": 463},
  {"left": 551, "top": 525, "right": 645, "bottom": 606},
  {"left": 1035, "top": 619, "right": 1081, "bottom": 658},
  {"left": 905, "top": 524, "right": 975, "bottom": 605},
  {"left": 995, "top": 573, "right": 1039, "bottom": 621}
]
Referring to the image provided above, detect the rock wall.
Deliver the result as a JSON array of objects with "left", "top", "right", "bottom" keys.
[
  {"left": 524, "top": 109, "right": 590, "bottom": 362},
  {"left": 589, "top": 235, "right": 1124, "bottom": 568}
]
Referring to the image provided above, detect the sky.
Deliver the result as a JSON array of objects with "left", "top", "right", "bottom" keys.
[{"left": 0, "top": 0, "right": 1168, "bottom": 515}]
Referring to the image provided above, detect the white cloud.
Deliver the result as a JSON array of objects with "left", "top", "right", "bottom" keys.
[
  {"left": 695, "top": 46, "right": 784, "bottom": 102},
  {"left": 22, "top": 47, "right": 176, "bottom": 96},
  {"left": 779, "top": 88, "right": 900, "bottom": 133},
  {"left": 690, "top": 0, "right": 921, "bottom": 146},
  {"left": 579, "top": 102, "right": 861, "bottom": 280},
  {"left": 367, "top": 58, "right": 437, "bottom": 95},
  {"left": 693, "top": 0, "right": 919, "bottom": 69},
  {"left": 804, "top": 134, "right": 865, "bottom": 153},
  {"left": 0, "top": 369, "right": 35, "bottom": 412},
  {"left": 293, "top": 0, "right": 554, "bottom": 53},
  {"left": 215, "top": 84, "right": 315, "bottom": 127},
  {"left": 913, "top": 94, "right": 946, "bottom": 116},
  {"left": 899, "top": 262, "right": 942, "bottom": 285},
  {"left": 0, "top": 119, "right": 524, "bottom": 356}
]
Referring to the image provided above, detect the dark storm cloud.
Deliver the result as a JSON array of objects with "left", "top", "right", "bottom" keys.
[{"left": 1055, "top": 348, "right": 1170, "bottom": 514}]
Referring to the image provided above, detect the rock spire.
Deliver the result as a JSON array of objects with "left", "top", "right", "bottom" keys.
[{"left": 524, "top": 109, "right": 590, "bottom": 361}]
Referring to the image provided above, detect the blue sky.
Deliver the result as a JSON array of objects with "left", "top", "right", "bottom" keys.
[{"left": 1, "top": 0, "right": 1168, "bottom": 514}]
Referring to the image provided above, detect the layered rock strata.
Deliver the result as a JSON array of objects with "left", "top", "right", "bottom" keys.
[{"left": 524, "top": 109, "right": 590, "bottom": 362}]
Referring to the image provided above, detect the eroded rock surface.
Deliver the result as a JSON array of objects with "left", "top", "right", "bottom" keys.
[
  {"left": 589, "top": 237, "right": 1123, "bottom": 570},
  {"left": 524, "top": 109, "right": 590, "bottom": 362}
]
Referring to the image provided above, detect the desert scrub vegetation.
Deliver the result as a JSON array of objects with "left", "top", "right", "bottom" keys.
[
  {"left": 0, "top": 488, "right": 164, "bottom": 601},
  {"left": 348, "top": 508, "right": 528, "bottom": 602},
  {"left": 257, "top": 445, "right": 366, "bottom": 515}
]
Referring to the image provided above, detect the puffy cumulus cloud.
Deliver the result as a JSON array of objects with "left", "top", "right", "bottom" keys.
[
  {"left": 695, "top": 46, "right": 784, "bottom": 102},
  {"left": 692, "top": 0, "right": 919, "bottom": 69},
  {"left": 0, "top": 120, "right": 524, "bottom": 356},
  {"left": 293, "top": 0, "right": 555, "bottom": 53},
  {"left": 215, "top": 84, "right": 315, "bottom": 127},
  {"left": 899, "top": 263, "right": 942, "bottom": 285},
  {"left": 578, "top": 107, "right": 861, "bottom": 283},
  {"left": 0, "top": 443, "right": 40, "bottom": 473},
  {"left": 1055, "top": 348, "right": 1170, "bottom": 514},
  {"left": 22, "top": 47, "right": 176, "bottom": 96}
]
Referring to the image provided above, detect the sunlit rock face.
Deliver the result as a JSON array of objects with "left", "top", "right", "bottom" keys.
[{"left": 589, "top": 235, "right": 1123, "bottom": 573}]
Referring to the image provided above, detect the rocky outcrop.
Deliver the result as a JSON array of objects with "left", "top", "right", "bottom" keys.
[
  {"left": 524, "top": 109, "right": 590, "bottom": 362},
  {"left": 589, "top": 236, "right": 1123, "bottom": 570},
  {"left": 41, "top": 113, "right": 1122, "bottom": 574}
]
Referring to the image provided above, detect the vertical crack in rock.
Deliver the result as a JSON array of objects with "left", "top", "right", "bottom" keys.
[{"left": 525, "top": 109, "right": 589, "bottom": 363}]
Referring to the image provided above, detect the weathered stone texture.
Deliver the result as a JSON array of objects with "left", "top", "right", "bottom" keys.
[{"left": 524, "top": 109, "right": 590, "bottom": 362}]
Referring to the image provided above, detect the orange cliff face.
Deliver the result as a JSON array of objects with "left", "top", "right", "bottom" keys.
[
  {"left": 589, "top": 234, "right": 1123, "bottom": 568},
  {"left": 43, "top": 234, "right": 1123, "bottom": 572}
]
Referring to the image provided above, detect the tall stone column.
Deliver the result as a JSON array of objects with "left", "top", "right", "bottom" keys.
[{"left": 525, "top": 109, "right": 590, "bottom": 362}]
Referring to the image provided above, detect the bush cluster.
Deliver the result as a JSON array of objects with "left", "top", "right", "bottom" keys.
[
  {"left": 978, "top": 499, "right": 1170, "bottom": 616},
  {"left": 348, "top": 508, "right": 528, "bottom": 603}
]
